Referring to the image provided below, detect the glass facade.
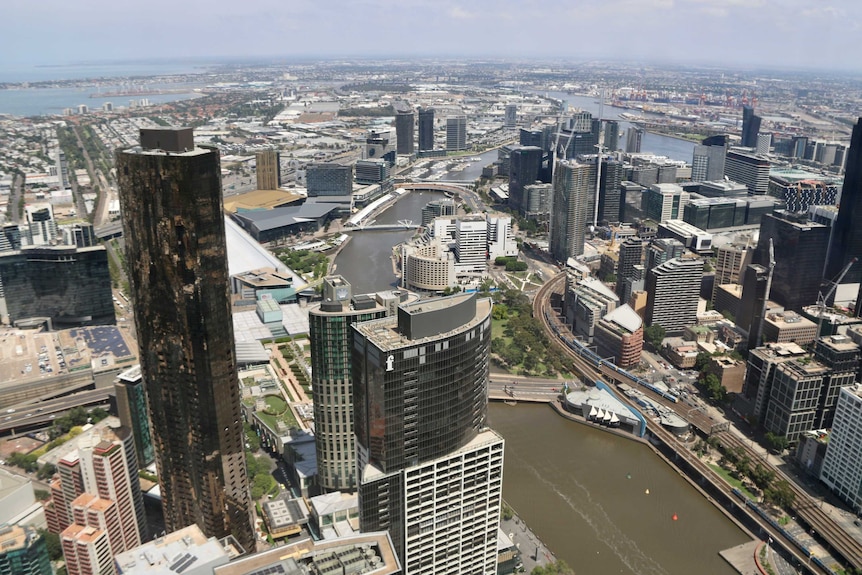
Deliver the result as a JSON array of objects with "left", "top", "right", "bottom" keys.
[{"left": 117, "top": 133, "right": 255, "bottom": 552}]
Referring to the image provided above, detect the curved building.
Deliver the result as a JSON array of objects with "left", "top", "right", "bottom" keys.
[
  {"left": 401, "top": 240, "right": 456, "bottom": 292},
  {"left": 353, "top": 293, "right": 503, "bottom": 573}
]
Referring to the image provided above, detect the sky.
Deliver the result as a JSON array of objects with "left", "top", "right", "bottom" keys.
[{"left": 2, "top": 0, "right": 861, "bottom": 76}]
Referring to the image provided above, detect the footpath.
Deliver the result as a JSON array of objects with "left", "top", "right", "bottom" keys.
[{"left": 499, "top": 505, "right": 557, "bottom": 573}]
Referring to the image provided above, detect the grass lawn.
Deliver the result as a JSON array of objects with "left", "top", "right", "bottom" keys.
[
  {"left": 709, "top": 464, "right": 757, "bottom": 500},
  {"left": 263, "top": 395, "right": 287, "bottom": 414},
  {"left": 491, "top": 317, "right": 512, "bottom": 347},
  {"left": 256, "top": 407, "right": 298, "bottom": 432}
]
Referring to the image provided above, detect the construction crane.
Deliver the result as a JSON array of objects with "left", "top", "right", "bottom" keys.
[
  {"left": 816, "top": 257, "right": 857, "bottom": 337},
  {"left": 754, "top": 239, "right": 775, "bottom": 348}
]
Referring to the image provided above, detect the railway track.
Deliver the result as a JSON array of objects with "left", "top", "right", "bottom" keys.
[{"left": 533, "top": 271, "right": 861, "bottom": 574}]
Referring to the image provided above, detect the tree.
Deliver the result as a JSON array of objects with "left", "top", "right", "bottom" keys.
[
  {"left": 644, "top": 324, "right": 666, "bottom": 350},
  {"left": 750, "top": 464, "right": 775, "bottom": 490},
  {"left": 694, "top": 352, "right": 712, "bottom": 372},
  {"left": 532, "top": 560, "right": 574, "bottom": 575},
  {"left": 764, "top": 432, "right": 789, "bottom": 454},
  {"left": 38, "top": 529, "right": 62, "bottom": 560},
  {"left": 763, "top": 480, "right": 795, "bottom": 509}
]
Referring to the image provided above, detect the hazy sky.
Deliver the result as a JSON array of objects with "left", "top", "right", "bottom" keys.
[{"left": 2, "top": 0, "right": 860, "bottom": 73}]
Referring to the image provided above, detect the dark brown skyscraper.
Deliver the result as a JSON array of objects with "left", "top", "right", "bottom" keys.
[
  {"left": 116, "top": 128, "right": 255, "bottom": 551},
  {"left": 827, "top": 117, "right": 862, "bottom": 286}
]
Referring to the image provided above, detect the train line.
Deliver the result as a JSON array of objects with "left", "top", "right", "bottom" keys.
[{"left": 533, "top": 271, "right": 861, "bottom": 574}]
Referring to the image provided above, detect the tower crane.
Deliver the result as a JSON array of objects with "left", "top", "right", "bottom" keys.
[
  {"left": 816, "top": 257, "right": 857, "bottom": 337},
  {"left": 754, "top": 239, "right": 775, "bottom": 348}
]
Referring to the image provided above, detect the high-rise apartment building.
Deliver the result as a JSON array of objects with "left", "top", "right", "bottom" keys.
[
  {"left": 625, "top": 127, "right": 644, "bottom": 153},
  {"left": 712, "top": 242, "right": 752, "bottom": 302},
  {"left": 446, "top": 115, "right": 467, "bottom": 151},
  {"left": 309, "top": 277, "right": 393, "bottom": 493},
  {"left": 739, "top": 264, "right": 770, "bottom": 349},
  {"left": 418, "top": 107, "right": 434, "bottom": 152},
  {"left": 598, "top": 159, "right": 624, "bottom": 223},
  {"left": 820, "top": 384, "right": 862, "bottom": 513},
  {"left": 550, "top": 160, "right": 595, "bottom": 262},
  {"left": 756, "top": 133, "right": 772, "bottom": 155},
  {"left": 594, "top": 304, "right": 644, "bottom": 369},
  {"left": 353, "top": 293, "right": 503, "bottom": 574},
  {"left": 0, "top": 245, "right": 115, "bottom": 327},
  {"left": 454, "top": 216, "right": 489, "bottom": 275},
  {"left": 753, "top": 211, "right": 829, "bottom": 312},
  {"left": 56, "top": 149, "right": 70, "bottom": 189},
  {"left": 255, "top": 149, "right": 280, "bottom": 190},
  {"left": 395, "top": 107, "right": 415, "bottom": 155},
  {"left": 645, "top": 257, "right": 704, "bottom": 335},
  {"left": 116, "top": 128, "right": 255, "bottom": 551},
  {"left": 826, "top": 117, "right": 862, "bottom": 285},
  {"left": 44, "top": 418, "right": 145, "bottom": 569}
]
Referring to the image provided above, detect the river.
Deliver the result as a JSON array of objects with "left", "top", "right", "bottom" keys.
[{"left": 334, "top": 193, "right": 750, "bottom": 574}]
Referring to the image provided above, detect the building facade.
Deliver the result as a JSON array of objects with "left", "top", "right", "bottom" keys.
[
  {"left": 826, "top": 117, "right": 862, "bottom": 285},
  {"left": 645, "top": 257, "right": 704, "bottom": 336},
  {"left": 418, "top": 108, "right": 434, "bottom": 152},
  {"left": 309, "top": 277, "right": 392, "bottom": 493},
  {"left": 255, "top": 149, "right": 280, "bottom": 190},
  {"left": 0, "top": 246, "right": 114, "bottom": 327},
  {"left": 353, "top": 294, "right": 503, "bottom": 574},
  {"left": 0, "top": 525, "right": 52, "bottom": 575},
  {"left": 306, "top": 163, "right": 353, "bottom": 197},
  {"left": 116, "top": 128, "right": 255, "bottom": 551},
  {"left": 550, "top": 160, "right": 595, "bottom": 262},
  {"left": 820, "top": 384, "right": 862, "bottom": 513},
  {"left": 446, "top": 116, "right": 467, "bottom": 151}
]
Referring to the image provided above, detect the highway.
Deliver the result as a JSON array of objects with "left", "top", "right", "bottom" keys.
[
  {"left": 533, "top": 270, "right": 862, "bottom": 574},
  {"left": 0, "top": 388, "right": 112, "bottom": 436}
]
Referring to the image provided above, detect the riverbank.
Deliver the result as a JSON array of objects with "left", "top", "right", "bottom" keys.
[{"left": 499, "top": 504, "right": 557, "bottom": 574}]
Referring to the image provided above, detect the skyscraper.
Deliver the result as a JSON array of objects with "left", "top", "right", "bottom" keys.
[
  {"left": 508, "top": 146, "right": 545, "bottom": 215},
  {"left": 353, "top": 293, "right": 503, "bottom": 574},
  {"left": 741, "top": 105, "right": 762, "bottom": 148},
  {"left": 550, "top": 159, "right": 596, "bottom": 262},
  {"left": 309, "top": 277, "right": 392, "bottom": 493},
  {"left": 603, "top": 120, "right": 620, "bottom": 152},
  {"left": 625, "top": 127, "right": 644, "bottom": 153},
  {"left": 754, "top": 211, "right": 829, "bottom": 312},
  {"left": 691, "top": 136, "right": 727, "bottom": 182},
  {"left": 117, "top": 128, "right": 255, "bottom": 551},
  {"left": 826, "top": 117, "right": 862, "bottom": 285},
  {"left": 417, "top": 107, "right": 434, "bottom": 152},
  {"left": 645, "top": 257, "right": 704, "bottom": 336},
  {"left": 616, "top": 237, "right": 643, "bottom": 301},
  {"left": 446, "top": 115, "right": 467, "bottom": 151},
  {"left": 255, "top": 149, "right": 280, "bottom": 190},
  {"left": 724, "top": 149, "right": 770, "bottom": 194},
  {"left": 504, "top": 103, "right": 517, "bottom": 128},
  {"left": 598, "top": 159, "right": 624, "bottom": 223},
  {"left": 395, "top": 107, "right": 415, "bottom": 155}
]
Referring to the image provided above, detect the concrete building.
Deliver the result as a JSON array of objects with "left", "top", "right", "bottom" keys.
[
  {"left": 401, "top": 240, "right": 456, "bottom": 292},
  {"left": 355, "top": 159, "right": 390, "bottom": 185},
  {"left": 353, "top": 294, "right": 503, "bottom": 574},
  {"left": 309, "top": 277, "right": 397, "bottom": 493},
  {"left": 724, "top": 149, "right": 770, "bottom": 195},
  {"left": 420, "top": 199, "right": 455, "bottom": 226},
  {"left": 565, "top": 276, "right": 619, "bottom": 342},
  {"left": 44, "top": 418, "right": 145, "bottom": 568},
  {"left": 598, "top": 159, "right": 624, "bottom": 223},
  {"left": 743, "top": 342, "right": 809, "bottom": 424},
  {"left": 487, "top": 215, "right": 517, "bottom": 260},
  {"left": 504, "top": 103, "right": 517, "bottom": 128},
  {"left": 0, "top": 245, "right": 115, "bottom": 328},
  {"left": 713, "top": 242, "right": 752, "bottom": 303},
  {"left": 446, "top": 115, "right": 467, "bottom": 151},
  {"left": 116, "top": 128, "right": 255, "bottom": 551},
  {"left": 820, "top": 384, "right": 862, "bottom": 513},
  {"left": 61, "top": 524, "right": 112, "bottom": 575},
  {"left": 524, "top": 183, "right": 552, "bottom": 225},
  {"left": 454, "top": 216, "right": 489, "bottom": 276},
  {"left": 114, "top": 524, "right": 239, "bottom": 575},
  {"left": 645, "top": 257, "right": 704, "bottom": 336},
  {"left": 761, "top": 311, "right": 818, "bottom": 347},
  {"left": 508, "top": 146, "right": 546, "bottom": 215},
  {"left": 255, "top": 149, "right": 280, "bottom": 190},
  {"left": 594, "top": 304, "right": 644, "bottom": 369},
  {"left": 550, "top": 160, "right": 595, "bottom": 262},
  {"left": 691, "top": 139, "right": 727, "bottom": 182},
  {"left": 645, "top": 237, "right": 685, "bottom": 272}
]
